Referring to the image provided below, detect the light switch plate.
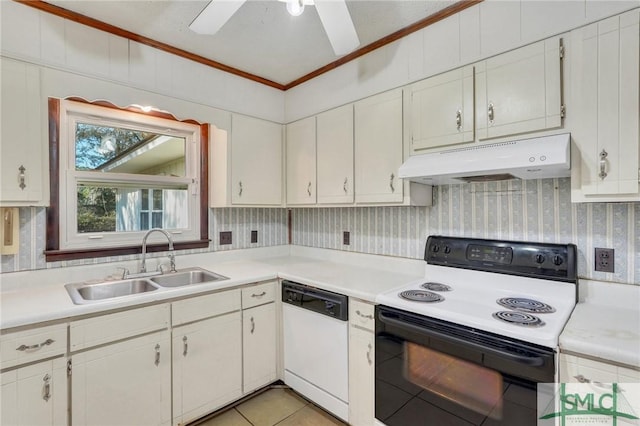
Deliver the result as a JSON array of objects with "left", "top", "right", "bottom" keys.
[{"left": 220, "top": 231, "right": 232, "bottom": 245}]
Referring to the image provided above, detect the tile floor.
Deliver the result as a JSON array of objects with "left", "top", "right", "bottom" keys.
[{"left": 194, "top": 387, "right": 347, "bottom": 426}]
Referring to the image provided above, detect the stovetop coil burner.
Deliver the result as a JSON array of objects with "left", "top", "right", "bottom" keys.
[
  {"left": 399, "top": 290, "right": 444, "bottom": 303},
  {"left": 492, "top": 311, "right": 545, "bottom": 327},
  {"left": 420, "top": 282, "right": 452, "bottom": 292},
  {"left": 496, "top": 297, "right": 555, "bottom": 314}
]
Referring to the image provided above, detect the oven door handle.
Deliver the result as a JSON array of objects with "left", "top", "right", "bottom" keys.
[{"left": 378, "top": 312, "right": 545, "bottom": 367}]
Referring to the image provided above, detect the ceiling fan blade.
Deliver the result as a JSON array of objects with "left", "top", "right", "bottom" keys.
[
  {"left": 189, "top": 0, "right": 246, "bottom": 35},
  {"left": 314, "top": 0, "right": 360, "bottom": 56}
]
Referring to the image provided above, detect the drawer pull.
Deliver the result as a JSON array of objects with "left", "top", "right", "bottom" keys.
[
  {"left": 356, "top": 310, "right": 373, "bottom": 320},
  {"left": 42, "top": 374, "right": 51, "bottom": 402},
  {"left": 16, "top": 338, "right": 54, "bottom": 352},
  {"left": 251, "top": 291, "right": 266, "bottom": 298},
  {"left": 18, "top": 165, "right": 26, "bottom": 190}
]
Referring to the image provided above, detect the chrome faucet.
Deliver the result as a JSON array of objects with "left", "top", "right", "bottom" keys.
[{"left": 140, "top": 228, "right": 176, "bottom": 274}]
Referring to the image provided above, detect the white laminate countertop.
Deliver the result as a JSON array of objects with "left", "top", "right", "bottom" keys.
[
  {"left": 0, "top": 245, "right": 425, "bottom": 331},
  {"left": 559, "top": 279, "right": 640, "bottom": 368}
]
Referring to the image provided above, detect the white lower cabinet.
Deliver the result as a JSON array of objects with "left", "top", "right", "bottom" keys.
[
  {"left": 559, "top": 353, "right": 640, "bottom": 384},
  {"left": 243, "top": 302, "right": 277, "bottom": 393},
  {"left": 172, "top": 312, "right": 242, "bottom": 425},
  {"left": 1, "top": 357, "right": 67, "bottom": 426},
  {"left": 71, "top": 330, "right": 172, "bottom": 426},
  {"left": 348, "top": 300, "right": 375, "bottom": 426}
]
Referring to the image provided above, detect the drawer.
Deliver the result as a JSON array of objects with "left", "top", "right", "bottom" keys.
[
  {"left": 349, "top": 299, "right": 375, "bottom": 331},
  {"left": 70, "top": 304, "right": 169, "bottom": 351},
  {"left": 172, "top": 289, "right": 241, "bottom": 326},
  {"left": 1, "top": 324, "right": 67, "bottom": 369},
  {"left": 242, "top": 281, "right": 276, "bottom": 309}
]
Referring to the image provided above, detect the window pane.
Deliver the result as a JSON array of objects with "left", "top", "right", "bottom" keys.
[
  {"left": 152, "top": 190, "right": 163, "bottom": 210},
  {"left": 77, "top": 184, "right": 189, "bottom": 233},
  {"left": 141, "top": 189, "right": 149, "bottom": 210},
  {"left": 75, "top": 123, "right": 186, "bottom": 177}
]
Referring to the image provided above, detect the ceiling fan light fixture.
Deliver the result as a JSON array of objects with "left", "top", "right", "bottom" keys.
[{"left": 286, "top": 0, "right": 305, "bottom": 16}]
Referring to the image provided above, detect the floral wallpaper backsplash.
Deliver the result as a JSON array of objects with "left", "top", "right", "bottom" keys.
[
  {"left": 0, "top": 207, "right": 288, "bottom": 273},
  {"left": 2, "top": 178, "right": 638, "bottom": 285},
  {"left": 292, "top": 178, "right": 640, "bottom": 285}
]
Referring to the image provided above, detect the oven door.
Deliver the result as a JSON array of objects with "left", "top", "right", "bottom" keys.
[{"left": 375, "top": 306, "right": 555, "bottom": 426}]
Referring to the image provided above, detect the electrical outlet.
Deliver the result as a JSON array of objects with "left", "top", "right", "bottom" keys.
[
  {"left": 595, "top": 248, "right": 614, "bottom": 273},
  {"left": 219, "top": 231, "right": 232, "bottom": 245},
  {"left": 343, "top": 231, "right": 350, "bottom": 246},
  {"left": 251, "top": 230, "right": 258, "bottom": 244}
]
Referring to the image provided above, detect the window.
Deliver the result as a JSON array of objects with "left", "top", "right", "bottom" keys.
[{"left": 46, "top": 99, "right": 209, "bottom": 260}]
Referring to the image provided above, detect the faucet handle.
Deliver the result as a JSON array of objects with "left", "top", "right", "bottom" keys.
[{"left": 116, "top": 267, "right": 130, "bottom": 279}]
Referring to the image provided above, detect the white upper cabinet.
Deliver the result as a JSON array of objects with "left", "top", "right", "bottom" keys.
[
  {"left": 317, "top": 105, "right": 354, "bottom": 204},
  {"left": 0, "top": 58, "right": 46, "bottom": 206},
  {"left": 475, "top": 37, "right": 563, "bottom": 140},
  {"left": 210, "top": 114, "right": 283, "bottom": 207},
  {"left": 570, "top": 10, "right": 640, "bottom": 201},
  {"left": 408, "top": 65, "right": 475, "bottom": 153},
  {"left": 354, "top": 89, "right": 404, "bottom": 204},
  {"left": 286, "top": 117, "right": 317, "bottom": 205}
]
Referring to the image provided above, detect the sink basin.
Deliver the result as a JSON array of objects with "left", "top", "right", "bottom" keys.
[
  {"left": 150, "top": 268, "right": 229, "bottom": 287},
  {"left": 66, "top": 279, "right": 159, "bottom": 304}
]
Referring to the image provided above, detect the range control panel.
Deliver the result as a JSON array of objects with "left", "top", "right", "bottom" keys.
[{"left": 425, "top": 236, "right": 577, "bottom": 283}]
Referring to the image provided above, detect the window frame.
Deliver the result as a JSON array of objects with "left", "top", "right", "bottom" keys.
[{"left": 46, "top": 98, "right": 209, "bottom": 261}]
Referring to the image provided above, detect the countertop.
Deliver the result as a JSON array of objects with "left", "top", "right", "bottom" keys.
[
  {"left": 559, "top": 279, "right": 640, "bottom": 368},
  {"left": 0, "top": 245, "right": 425, "bottom": 331}
]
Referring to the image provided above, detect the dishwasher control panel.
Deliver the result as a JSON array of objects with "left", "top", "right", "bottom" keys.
[{"left": 282, "top": 281, "right": 348, "bottom": 321}]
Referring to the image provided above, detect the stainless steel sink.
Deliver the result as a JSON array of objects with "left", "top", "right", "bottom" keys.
[
  {"left": 66, "top": 279, "right": 159, "bottom": 304},
  {"left": 150, "top": 267, "right": 229, "bottom": 287}
]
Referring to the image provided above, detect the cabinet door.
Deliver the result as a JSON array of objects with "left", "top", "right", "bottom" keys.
[
  {"left": 571, "top": 11, "right": 639, "bottom": 199},
  {"left": 243, "top": 303, "right": 277, "bottom": 393},
  {"left": 476, "top": 38, "right": 562, "bottom": 140},
  {"left": 286, "top": 117, "right": 317, "bottom": 205},
  {"left": 0, "top": 58, "right": 44, "bottom": 204},
  {"left": 348, "top": 326, "right": 374, "bottom": 426},
  {"left": 354, "top": 89, "right": 404, "bottom": 203},
  {"left": 231, "top": 114, "right": 283, "bottom": 205},
  {"left": 317, "top": 105, "right": 354, "bottom": 204},
  {"left": 1, "top": 358, "right": 67, "bottom": 426},
  {"left": 72, "top": 331, "right": 171, "bottom": 426},
  {"left": 173, "top": 311, "right": 242, "bottom": 425},
  {"left": 409, "top": 66, "right": 474, "bottom": 153}
]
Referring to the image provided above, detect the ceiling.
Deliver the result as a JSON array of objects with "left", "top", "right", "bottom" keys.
[{"left": 45, "top": 0, "right": 458, "bottom": 87}]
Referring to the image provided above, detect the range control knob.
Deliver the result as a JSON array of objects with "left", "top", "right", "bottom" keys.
[
  {"left": 432, "top": 245, "right": 440, "bottom": 253},
  {"left": 444, "top": 246, "right": 451, "bottom": 254},
  {"left": 535, "top": 254, "right": 546, "bottom": 264},
  {"left": 553, "top": 255, "right": 564, "bottom": 266}
]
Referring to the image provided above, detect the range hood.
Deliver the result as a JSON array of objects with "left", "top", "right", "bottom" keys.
[{"left": 398, "top": 133, "right": 570, "bottom": 185}]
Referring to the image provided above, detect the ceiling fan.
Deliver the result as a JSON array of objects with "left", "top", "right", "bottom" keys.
[{"left": 189, "top": 0, "right": 361, "bottom": 56}]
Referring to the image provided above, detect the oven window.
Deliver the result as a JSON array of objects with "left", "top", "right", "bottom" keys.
[{"left": 405, "top": 342, "right": 503, "bottom": 419}]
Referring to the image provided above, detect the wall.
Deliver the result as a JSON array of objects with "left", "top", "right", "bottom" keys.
[
  {"left": 292, "top": 178, "right": 640, "bottom": 285},
  {"left": 0, "top": 207, "right": 288, "bottom": 273}
]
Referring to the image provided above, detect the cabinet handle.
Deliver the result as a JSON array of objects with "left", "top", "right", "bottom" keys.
[
  {"left": 154, "top": 344, "right": 160, "bottom": 366},
  {"left": 343, "top": 177, "right": 348, "bottom": 194},
  {"left": 599, "top": 150, "right": 608, "bottom": 180},
  {"left": 250, "top": 317, "right": 255, "bottom": 334},
  {"left": 42, "top": 374, "right": 51, "bottom": 402},
  {"left": 16, "top": 338, "right": 54, "bottom": 352},
  {"left": 182, "top": 336, "right": 188, "bottom": 357},
  {"left": 356, "top": 310, "right": 373, "bottom": 320},
  {"left": 18, "top": 165, "right": 26, "bottom": 190},
  {"left": 389, "top": 173, "right": 395, "bottom": 193},
  {"left": 366, "top": 343, "right": 372, "bottom": 366},
  {"left": 307, "top": 182, "right": 312, "bottom": 197},
  {"left": 456, "top": 110, "right": 462, "bottom": 131},
  {"left": 488, "top": 102, "right": 495, "bottom": 124},
  {"left": 251, "top": 291, "right": 266, "bottom": 298},
  {"left": 239, "top": 181, "right": 243, "bottom": 197}
]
